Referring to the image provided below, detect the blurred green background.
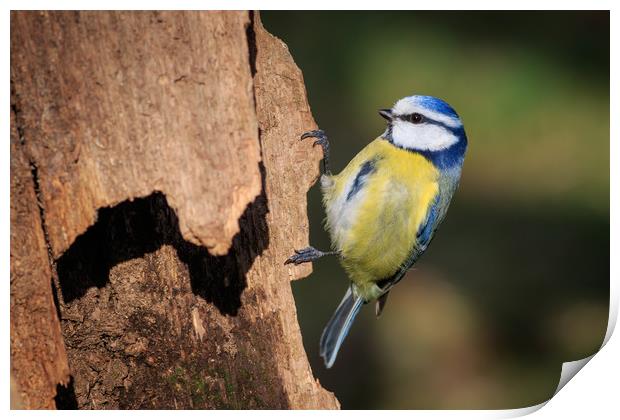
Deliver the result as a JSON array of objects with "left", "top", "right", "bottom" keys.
[{"left": 262, "top": 11, "right": 609, "bottom": 409}]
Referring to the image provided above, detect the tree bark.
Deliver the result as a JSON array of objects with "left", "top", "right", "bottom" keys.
[{"left": 10, "top": 10, "right": 338, "bottom": 409}]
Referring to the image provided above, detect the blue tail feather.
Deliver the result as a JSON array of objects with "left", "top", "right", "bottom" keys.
[{"left": 320, "top": 286, "right": 364, "bottom": 369}]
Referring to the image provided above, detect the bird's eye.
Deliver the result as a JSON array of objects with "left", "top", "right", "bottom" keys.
[{"left": 409, "top": 113, "right": 424, "bottom": 124}]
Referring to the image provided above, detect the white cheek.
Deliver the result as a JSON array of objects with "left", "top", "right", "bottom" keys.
[{"left": 392, "top": 121, "right": 458, "bottom": 151}]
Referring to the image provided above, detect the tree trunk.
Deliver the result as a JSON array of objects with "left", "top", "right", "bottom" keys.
[{"left": 10, "top": 10, "right": 339, "bottom": 409}]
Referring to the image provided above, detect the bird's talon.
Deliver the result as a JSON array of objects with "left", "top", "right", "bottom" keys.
[
  {"left": 301, "top": 129, "right": 325, "bottom": 140},
  {"left": 300, "top": 129, "right": 330, "bottom": 174},
  {"left": 284, "top": 246, "right": 332, "bottom": 265}
]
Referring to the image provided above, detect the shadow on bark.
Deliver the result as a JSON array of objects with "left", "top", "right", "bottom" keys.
[
  {"left": 54, "top": 377, "right": 78, "bottom": 409},
  {"left": 56, "top": 164, "right": 269, "bottom": 317}
]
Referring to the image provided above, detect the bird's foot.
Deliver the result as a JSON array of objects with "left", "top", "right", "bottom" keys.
[
  {"left": 301, "top": 129, "right": 328, "bottom": 146},
  {"left": 284, "top": 246, "right": 338, "bottom": 265},
  {"left": 301, "top": 129, "right": 331, "bottom": 174}
]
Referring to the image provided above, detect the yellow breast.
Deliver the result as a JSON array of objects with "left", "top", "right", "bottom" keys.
[{"left": 321, "top": 138, "right": 439, "bottom": 300}]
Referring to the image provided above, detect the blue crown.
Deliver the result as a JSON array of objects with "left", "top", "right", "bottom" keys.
[{"left": 411, "top": 95, "right": 460, "bottom": 119}]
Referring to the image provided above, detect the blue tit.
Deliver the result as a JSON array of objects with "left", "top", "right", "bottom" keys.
[{"left": 285, "top": 95, "right": 467, "bottom": 368}]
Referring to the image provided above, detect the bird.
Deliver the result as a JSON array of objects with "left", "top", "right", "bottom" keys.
[{"left": 285, "top": 94, "right": 467, "bottom": 369}]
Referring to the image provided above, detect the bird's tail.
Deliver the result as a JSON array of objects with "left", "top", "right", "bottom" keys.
[{"left": 320, "top": 285, "right": 364, "bottom": 369}]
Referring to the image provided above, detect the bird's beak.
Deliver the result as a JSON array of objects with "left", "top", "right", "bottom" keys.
[{"left": 379, "top": 109, "right": 393, "bottom": 121}]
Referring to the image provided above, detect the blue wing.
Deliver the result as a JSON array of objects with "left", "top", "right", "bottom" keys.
[{"left": 415, "top": 194, "right": 442, "bottom": 253}]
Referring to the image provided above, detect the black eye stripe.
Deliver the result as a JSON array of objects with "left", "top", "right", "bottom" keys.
[
  {"left": 395, "top": 113, "right": 425, "bottom": 124},
  {"left": 393, "top": 113, "right": 462, "bottom": 135}
]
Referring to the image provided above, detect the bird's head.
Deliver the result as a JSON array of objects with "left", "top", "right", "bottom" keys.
[{"left": 380, "top": 95, "right": 467, "bottom": 156}]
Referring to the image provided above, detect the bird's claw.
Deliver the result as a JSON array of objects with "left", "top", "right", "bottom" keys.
[
  {"left": 300, "top": 129, "right": 326, "bottom": 141},
  {"left": 300, "top": 129, "right": 331, "bottom": 175},
  {"left": 302, "top": 130, "right": 328, "bottom": 147},
  {"left": 284, "top": 247, "right": 325, "bottom": 265}
]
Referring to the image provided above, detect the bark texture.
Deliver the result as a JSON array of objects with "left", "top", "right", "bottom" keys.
[
  {"left": 10, "top": 10, "right": 338, "bottom": 409},
  {"left": 10, "top": 103, "right": 71, "bottom": 410}
]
